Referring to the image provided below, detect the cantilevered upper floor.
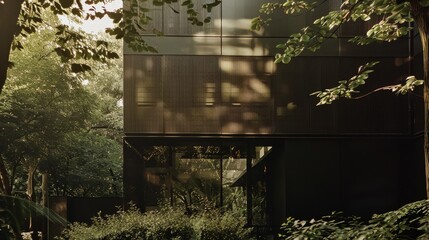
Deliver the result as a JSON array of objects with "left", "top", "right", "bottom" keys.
[{"left": 123, "top": 0, "right": 417, "bottom": 135}]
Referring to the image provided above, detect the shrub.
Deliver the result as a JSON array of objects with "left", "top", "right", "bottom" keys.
[
  {"left": 58, "top": 205, "right": 147, "bottom": 240},
  {"left": 58, "top": 205, "right": 255, "bottom": 240},
  {"left": 58, "top": 206, "right": 194, "bottom": 240},
  {"left": 279, "top": 200, "right": 429, "bottom": 240},
  {"left": 143, "top": 207, "right": 194, "bottom": 240},
  {"left": 192, "top": 211, "right": 254, "bottom": 240}
]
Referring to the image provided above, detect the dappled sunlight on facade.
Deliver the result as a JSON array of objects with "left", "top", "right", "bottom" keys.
[
  {"left": 222, "top": 38, "right": 270, "bottom": 56},
  {"left": 221, "top": 19, "right": 258, "bottom": 35},
  {"left": 222, "top": 122, "right": 243, "bottom": 133},
  {"left": 124, "top": 54, "right": 275, "bottom": 134}
]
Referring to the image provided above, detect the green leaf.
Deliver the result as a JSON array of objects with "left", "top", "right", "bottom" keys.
[
  {"left": 300, "top": 34, "right": 310, "bottom": 41},
  {"left": 7, "top": 61, "right": 14, "bottom": 69},
  {"left": 204, "top": 17, "right": 211, "bottom": 23},
  {"left": 59, "top": 0, "right": 74, "bottom": 8},
  {"left": 274, "top": 53, "right": 282, "bottom": 64},
  {"left": 107, "top": 52, "right": 120, "bottom": 59},
  {"left": 71, "top": 63, "right": 91, "bottom": 73},
  {"left": 71, "top": 8, "right": 82, "bottom": 16},
  {"left": 282, "top": 55, "right": 291, "bottom": 64},
  {"left": 153, "top": 0, "right": 164, "bottom": 6},
  {"left": 107, "top": 12, "right": 123, "bottom": 23}
]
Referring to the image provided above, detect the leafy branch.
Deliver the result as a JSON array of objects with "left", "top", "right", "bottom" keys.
[
  {"left": 12, "top": 0, "right": 220, "bottom": 74},
  {"left": 311, "top": 61, "right": 379, "bottom": 105},
  {"left": 117, "top": 0, "right": 221, "bottom": 53},
  {"left": 311, "top": 62, "right": 423, "bottom": 105}
]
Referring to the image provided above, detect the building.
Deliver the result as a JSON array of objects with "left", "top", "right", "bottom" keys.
[{"left": 123, "top": 0, "right": 426, "bottom": 230}]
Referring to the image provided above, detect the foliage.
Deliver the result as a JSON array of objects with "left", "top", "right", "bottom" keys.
[
  {"left": 58, "top": 205, "right": 194, "bottom": 240},
  {"left": 1, "top": 20, "right": 96, "bottom": 198},
  {"left": 1, "top": 12, "right": 123, "bottom": 198},
  {"left": 9, "top": 0, "right": 120, "bottom": 75},
  {"left": 309, "top": 61, "right": 423, "bottom": 105},
  {"left": 58, "top": 205, "right": 253, "bottom": 240},
  {"left": 46, "top": 132, "right": 122, "bottom": 197},
  {"left": 279, "top": 200, "right": 429, "bottom": 240},
  {"left": 58, "top": 205, "right": 148, "bottom": 240},
  {"left": 192, "top": 210, "right": 253, "bottom": 240},
  {"left": 120, "top": 0, "right": 221, "bottom": 52},
  {"left": 251, "top": 0, "right": 425, "bottom": 104},
  {"left": 142, "top": 207, "right": 194, "bottom": 240},
  {"left": 1, "top": 0, "right": 220, "bottom": 90},
  {"left": 0, "top": 194, "right": 67, "bottom": 240}
]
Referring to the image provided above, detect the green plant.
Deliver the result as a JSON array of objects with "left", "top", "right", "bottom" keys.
[
  {"left": 279, "top": 200, "right": 429, "bottom": 240},
  {"left": 143, "top": 207, "right": 194, "bottom": 240},
  {"left": 58, "top": 205, "right": 194, "bottom": 240},
  {"left": 58, "top": 204, "right": 256, "bottom": 240},
  {"left": 192, "top": 210, "right": 254, "bottom": 240},
  {"left": 58, "top": 205, "right": 146, "bottom": 240}
]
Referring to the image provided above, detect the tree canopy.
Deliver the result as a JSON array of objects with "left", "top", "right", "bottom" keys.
[
  {"left": 0, "top": 12, "right": 123, "bottom": 199},
  {"left": 0, "top": 0, "right": 221, "bottom": 94}
]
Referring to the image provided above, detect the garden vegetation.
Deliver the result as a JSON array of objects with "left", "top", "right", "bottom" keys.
[{"left": 57, "top": 205, "right": 253, "bottom": 240}]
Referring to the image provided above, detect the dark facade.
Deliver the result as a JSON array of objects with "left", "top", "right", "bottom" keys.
[{"left": 123, "top": 0, "right": 426, "bottom": 228}]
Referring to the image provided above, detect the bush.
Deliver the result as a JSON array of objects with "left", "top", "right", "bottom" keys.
[
  {"left": 192, "top": 211, "right": 254, "bottom": 240},
  {"left": 58, "top": 205, "right": 253, "bottom": 240},
  {"left": 57, "top": 205, "right": 194, "bottom": 240},
  {"left": 143, "top": 207, "right": 194, "bottom": 240},
  {"left": 58, "top": 205, "right": 147, "bottom": 240},
  {"left": 279, "top": 200, "right": 429, "bottom": 240}
]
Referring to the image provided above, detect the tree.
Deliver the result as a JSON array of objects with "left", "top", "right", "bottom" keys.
[
  {"left": 0, "top": 21, "right": 94, "bottom": 196},
  {"left": 0, "top": 22, "right": 100, "bottom": 236},
  {"left": 0, "top": 13, "right": 123, "bottom": 201},
  {"left": 251, "top": 0, "right": 429, "bottom": 197},
  {"left": 0, "top": 0, "right": 221, "bottom": 94},
  {"left": 46, "top": 131, "right": 122, "bottom": 197},
  {"left": 0, "top": 0, "right": 121, "bottom": 94},
  {"left": 1, "top": 51, "right": 93, "bottom": 196}
]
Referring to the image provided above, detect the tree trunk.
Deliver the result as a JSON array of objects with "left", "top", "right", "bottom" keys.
[
  {"left": 26, "top": 166, "right": 36, "bottom": 232},
  {"left": 0, "top": 0, "right": 24, "bottom": 94},
  {"left": 411, "top": 1, "right": 429, "bottom": 199},
  {"left": 41, "top": 172, "right": 48, "bottom": 207},
  {"left": 0, "top": 157, "right": 11, "bottom": 195}
]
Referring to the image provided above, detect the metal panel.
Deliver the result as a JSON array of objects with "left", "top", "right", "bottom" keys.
[
  {"left": 337, "top": 57, "right": 409, "bottom": 134},
  {"left": 163, "top": 0, "right": 221, "bottom": 35},
  {"left": 221, "top": 0, "right": 341, "bottom": 37},
  {"left": 125, "top": 54, "right": 411, "bottom": 135},
  {"left": 134, "top": 0, "right": 220, "bottom": 36},
  {"left": 124, "top": 56, "right": 136, "bottom": 132},
  {"left": 124, "top": 55, "right": 164, "bottom": 133},
  {"left": 339, "top": 38, "right": 410, "bottom": 57},
  {"left": 125, "top": 1, "right": 163, "bottom": 34},
  {"left": 273, "top": 57, "right": 338, "bottom": 133},
  {"left": 219, "top": 56, "right": 274, "bottom": 134},
  {"left": 220, "top": 105, "right": 273, "bottom": 134},
  {"left": 123, "top": 36, "right": 221, "bottom": 55},
  {"left": 221, "top": 37, "right": 340, "bottom": 57},
  {"left": 135, "top": 106, "right": 164, "bottom": 132},
  {"left": 163, "top": 56, "right": 221, "bottom": 133}
]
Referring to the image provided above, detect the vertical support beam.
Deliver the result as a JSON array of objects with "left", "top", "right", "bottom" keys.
[
  {"left": 220, "top": 149, "right": 223, "bottom": 208},
  {"left": 246, "top": 144, "right": 253, "bottom": 226},
  {"left": 123, "top": 138, "right": 144, "bottom": 211},
  {"left": 169, "top": 146, "right": 174, "bottom": 206}
]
